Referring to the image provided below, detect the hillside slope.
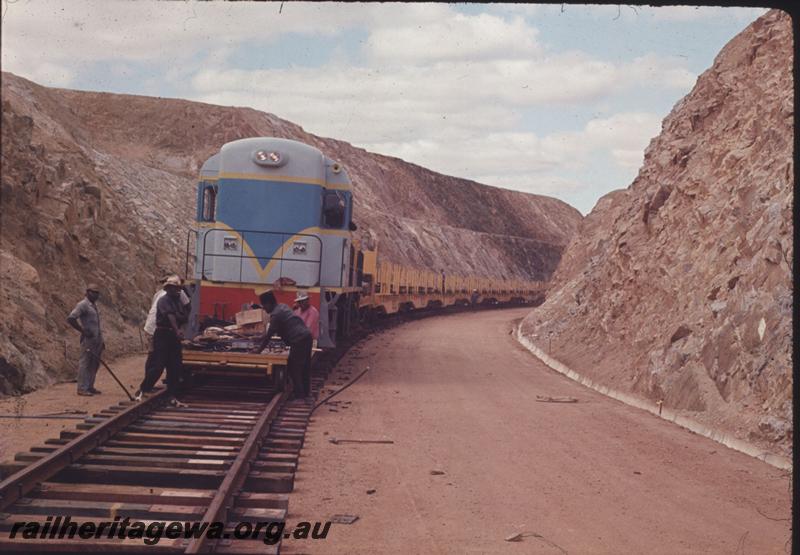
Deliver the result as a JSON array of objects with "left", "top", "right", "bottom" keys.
[
  {"left": 1, "top": 73, "right": 581, "bottom": 394},
  {"left": 520, "top": 10, "right": 793, "bottom": 456}
]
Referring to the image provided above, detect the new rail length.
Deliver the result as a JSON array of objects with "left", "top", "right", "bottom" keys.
[{"left": 186, "top": 137, "right": 545, "bottom": 348}]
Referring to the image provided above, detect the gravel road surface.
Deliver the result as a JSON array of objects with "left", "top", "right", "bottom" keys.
[{"left": 285, "top": 308, "right": 790, "bottom": 554}]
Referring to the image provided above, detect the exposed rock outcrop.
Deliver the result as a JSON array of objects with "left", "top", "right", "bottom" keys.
[
  {"left": 1, "top": 72, "right": 581, "bottom": 394},
  {"left": 520, "top": 10, "right": 793, "bottom": 456}
]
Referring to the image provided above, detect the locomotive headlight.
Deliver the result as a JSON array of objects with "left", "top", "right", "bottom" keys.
[
  {"left": 253, "top": 150, "right": 287, "bottom": 167},
  {"left": 223, "top": 237, "right": 239, "bottom": 251},
  {"left": 292, "top": 241, "right": 308, "bottom": 255}
]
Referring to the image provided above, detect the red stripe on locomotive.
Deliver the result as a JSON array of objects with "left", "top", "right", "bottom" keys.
[{"left": 198, "top": 284, "right": 321, "bottom": 322}]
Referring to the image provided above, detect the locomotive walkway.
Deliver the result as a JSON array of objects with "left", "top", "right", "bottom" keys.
[{"left": 286, "top": 307, "right": 791, "bottom": 554}]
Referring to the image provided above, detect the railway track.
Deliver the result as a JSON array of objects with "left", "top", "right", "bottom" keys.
[
  {"left": 0, "top": 303, "right": 531, "bottom": 553},
  {"left": 0, "top": 372, "right": 316, "bottom": 553}
]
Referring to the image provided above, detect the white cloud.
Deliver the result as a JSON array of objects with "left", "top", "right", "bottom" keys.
[
  {"left": 187, "top": 45, "right": 683, "bottom": 155},
  {"left": 574, "top": 5, "right": 769, "bottom": 23},
  {"left": 364, "top": 132, "right": 566, "bottom": 178},
  {"left": 478, "top": 174, "right": 586, "bottom": 196},
  {"left": 583, "top": 112, "right": 662, "bottom": 152},
  {"left": 610, "top": 148, "right": 648, "bottom": 170},
  {"left": 366, "top": 13, "right": 542, "bottom": 63},
  {"left": 1, "top": 0, "right": 760, "bottom": 216},
  {"left": 535, "top": 112, "right": 662, "bottom": 172},
  {"left": 625, "top": 54, "right": 698, "bottom": 90},
  {"left": 357, "top": 111, "right": 661, "bottom": 194},
  {"left": 0, "top": 1, "right": 452, "bottom": 83},
  {"left": 484, "top": 4, "right": 546, "bottom": 18},
  {"left": 648, "top": 6, "right": 769, "bottom": 22},
  {"left": 7, "top": 59, "right": 75, "bottom": 87},
  {"left": 3, "top": 1, "right": 697, "bottom": 98}
]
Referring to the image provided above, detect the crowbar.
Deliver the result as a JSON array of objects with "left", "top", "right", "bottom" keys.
[
  {"left": 328, "top": 438, "right": 394, "bottom": 445},
  {"left": 85, "top": 349, "right": 135, "bottom": 401}
]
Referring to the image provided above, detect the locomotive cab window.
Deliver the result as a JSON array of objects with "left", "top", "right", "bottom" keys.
[
  {"left": 322, "top": 190, "right": 346, "bottom": 228},
  {"left": 200, "top": 185, "right": 217, "bottom": 222}
]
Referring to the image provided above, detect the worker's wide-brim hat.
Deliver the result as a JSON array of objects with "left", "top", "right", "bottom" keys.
[
  {"left": 163, "top": 276, "right": 182, "bottom": 288},
  {"left": 295, "top": 291, "right": 310, "bottom": 302},
  {"left": 254, "top": 286, "right": 272, "bottom": 297}
]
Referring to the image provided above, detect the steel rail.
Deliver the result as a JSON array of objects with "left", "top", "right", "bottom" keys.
[
  {"left": 0, "top": 389, "right": 169, "bottom": 511},
  {"left": 184, "top": 389, "right": 289, "bottom": 554}
]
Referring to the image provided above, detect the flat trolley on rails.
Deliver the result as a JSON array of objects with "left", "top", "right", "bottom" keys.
[
  {"left": 181, "top": 346, "right": 291, "bottom": 389},
  {"left": 182, "top": 349, "right": 289, "bottom": 378}
]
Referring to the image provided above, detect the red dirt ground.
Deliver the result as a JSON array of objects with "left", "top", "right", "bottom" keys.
[
  {"left": 0, "top": 354, "right": 147, "bottom": 461},
  {"left": 0, "top": 311, "right": 790, "bottom": 554},
  {"left": 284, "top": 308, "right": 791, "bottom": 554}
]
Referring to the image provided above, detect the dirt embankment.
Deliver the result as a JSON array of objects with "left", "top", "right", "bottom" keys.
[
  {"left": 520, "top": 9, "right": 793, "bottom": 457},
  {"left": 1, "top": 74, "right": 581, "bottom": 394}
]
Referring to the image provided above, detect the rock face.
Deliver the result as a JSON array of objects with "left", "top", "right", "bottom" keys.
[
  {"left": 1, "top": 79, "right": 196, "bottom": 394},
  {"left": 1, "top": 72, "right": 581, "bottom": 394},
  {"left": 520, "top": 10, "right": 793, "bottom": 456}
]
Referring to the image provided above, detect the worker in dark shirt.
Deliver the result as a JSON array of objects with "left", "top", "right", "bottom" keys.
[
  {"left": 252, "top": 290, "right": 313, "bottom": 399},
  {"left": 134, "top": 276, "right": 188, "bottom": 407}
]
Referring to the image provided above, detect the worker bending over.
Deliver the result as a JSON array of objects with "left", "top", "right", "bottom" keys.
[{"left": 252, "top": 291, "right": 313, "bottom": 400}]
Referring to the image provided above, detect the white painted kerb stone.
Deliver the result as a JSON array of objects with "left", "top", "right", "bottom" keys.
[{"left": 514, "top": 325, "right": 791, "bottom": 471}]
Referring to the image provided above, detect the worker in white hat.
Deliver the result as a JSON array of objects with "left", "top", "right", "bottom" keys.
[
  {"left": 135, "top": 275, "right": 189, "bottom": 407},
  {"left": 140, "top": 274, "right": 191, "bottom": 392},
  {"left": 293, "top": 290, "right": 319, "bottom": 341}
]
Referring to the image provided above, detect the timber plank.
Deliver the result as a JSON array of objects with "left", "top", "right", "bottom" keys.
[
  {"left": 234, "top": 492, "right": 289, "bottom": 510},
  {"left": 7, "top": 498, "right": 206, "bottom": 520},
  {"left": 104, "top": 439, "right": 239, "bottom": 450},
  {"left": 33, "top": 483, "right": 216, "bottom": 505},
  {"left": 112, "top": 433, "right": 243, "bottom": 447},
  {"left": 122, "top": 425, "right": 249, "bottom": 437},
  {"left": 0, "top": 537, "right": 181, "bottom": 553},
  {"left": 250, "top": 461, "right": 296, "bottom": 473},
  {"left": 92, "top": 447, "right": 238, "bottom": 459},
  {"left": 50, "top": 464, "right": 226, "bottom": 488},
  {"left": 76, "top": 455, "right": 232, "bottom": 471},
  {"left": 243, "top": 471, "right": 294, "bottom": 493}
]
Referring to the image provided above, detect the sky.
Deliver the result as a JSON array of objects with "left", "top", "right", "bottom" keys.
[{"left": 1, "top": 2, "right": 770, "bottom": 214}]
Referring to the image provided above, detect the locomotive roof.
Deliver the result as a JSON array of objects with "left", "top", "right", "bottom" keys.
[{"left": 199, "top": 137, "right": 351, "bottom": 190}]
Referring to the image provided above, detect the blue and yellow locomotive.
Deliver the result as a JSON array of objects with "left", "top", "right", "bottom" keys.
[
  {"left": 188, "top": 137, "right": 546, "bottom": 349},
  {"left": 190, "top": 137, "right": 361, "bottom": 348}
]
